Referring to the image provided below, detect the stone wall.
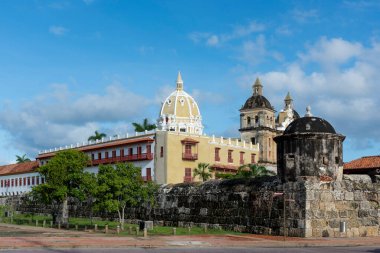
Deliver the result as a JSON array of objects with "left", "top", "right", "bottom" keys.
[
  {"left": 3, "top": 174, "right": 380, "bottom": 238},
  {"left": 305, "top": 175, "right": 380, "bottom": 237}
]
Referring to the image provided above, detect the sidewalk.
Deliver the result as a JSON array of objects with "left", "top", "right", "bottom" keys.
[{"left": 1, "top": 223, "right": 380, "bottom": 249}]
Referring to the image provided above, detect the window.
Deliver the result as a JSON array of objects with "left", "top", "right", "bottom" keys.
[
  {"left": 120, "top": 149, "right": 124, "bottom": 157},
  {"left": 129, "top": 148, "right": 133, "bottom": 155},
  {"left": 98, "top": 152, "right": 101, "bottom": 160},
  {"left": 1, "top": 180, "right": 3, "bottom": 188},
  {"left": 23, "top": 178, "right": 26, "bottom": 186},
  {"left": 255, "top": 116, "right": 259, "bottom": 123},
  {"left": 41, "top": 177, "right": 45, "bottom": 184},
  {"left": 11, "top": 179, "right": 14, "bottom": 187},
  {"left": 19, "top": 178, "right": 22, "bottom": 186},
  {"left": 137, "top": 146, "right": 142, "bottom": 155},
  {"left": 160, "top": 146, "right": 164, "bottom": 157},
  {"left": 112, "top": 150, "right": 117, "bottom": 158},
  {"left": 214, "top": 148, "right": 220, "bottom": 162},
  {"left": 105, "top": 151, "right": 109, "bottom": 159},
  {"left": 32, "top": 177, "right": 35, "bottom": 185},
  {"left": 15, "top": 178, "right": 17, "bottom": 187},
  {"left": 240, "top": 152, "right": 245, "bottom": 165},
  {"left": 91, "top": 154, "right": 95, "bottom": 160},
  {"left": 247, "top": 117, "right": 251, "bottom": 125},
  {"left": 251, "top": 154, "right": 256, "bottom": 163},
  {"left": 184, "top": 168, "right": 192, "bottom": 182},
  {"left": 36, "top": 176, "right": 40, "bottom": 185},
  {"left": 335, "top": 156, "right": 339, "bottom": 164},
  {"left": 147, "top": 145, "right": 151, "bottom": 154},
  {"left": 228, "top": 150, "right": 233, "bottom": 163},
  {"left": 185, "top": 144, "right": 192, "bottom": 155},
  {"left": 251, "top": 137, "right": 256, "bottom": 144},
  {"left": 27, "top": 177, "right": 30, "bottom": 186}
]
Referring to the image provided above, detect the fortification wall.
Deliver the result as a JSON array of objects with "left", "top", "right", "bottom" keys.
[{"left": 2, "top": 175, "right": 380, "bottom": 238}]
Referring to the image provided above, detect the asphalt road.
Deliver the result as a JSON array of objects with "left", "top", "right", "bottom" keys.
[{"left": 1, "top": 247, "right": 380, "bottom": 253}]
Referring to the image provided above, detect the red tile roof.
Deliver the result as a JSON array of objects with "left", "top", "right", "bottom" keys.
[
  {"left": 0, "top": 161, "right": 39, "bottom": 176},
  {"left": 37, "top": 136, "right": 154, "bottom": 159},
  {"left": 344, "top": 156, "right": 380, "bottom": 170}
]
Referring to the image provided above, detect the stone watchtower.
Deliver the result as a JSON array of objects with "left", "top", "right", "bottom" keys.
[
  {"left": 274, "top": 106, "right": 345, "bottom": 182},
  {"left": 239, "top": 78, "right": 277, "bottom": 165}
]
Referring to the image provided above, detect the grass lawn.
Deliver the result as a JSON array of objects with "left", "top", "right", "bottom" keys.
[{"left": 0, "top": 208, "right": 245, "bottom": 236}]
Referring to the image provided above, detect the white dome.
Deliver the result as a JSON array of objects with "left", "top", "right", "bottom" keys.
[{"left": 157, "top": 72, "right": 203, "bottom": 135}]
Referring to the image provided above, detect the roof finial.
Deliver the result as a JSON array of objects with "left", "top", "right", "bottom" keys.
[
  {"left": 176, "top": 71, "right": 183, "bottom": 91},
  {"left": 252, "top": 77, "right": 263, "bottom": 95},
  {"left": 305, "top": 105, "right": 313, "bottom": 117}
]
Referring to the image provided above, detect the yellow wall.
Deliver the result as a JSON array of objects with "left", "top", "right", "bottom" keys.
[{"left": 155, "top": 130, "right": 259, "bottom": 184}]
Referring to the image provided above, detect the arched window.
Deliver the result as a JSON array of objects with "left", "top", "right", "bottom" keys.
[{"left": 247, "top": 117, "right": 251, "bottom": 126}]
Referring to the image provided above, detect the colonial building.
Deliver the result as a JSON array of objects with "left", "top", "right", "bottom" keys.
[
  {"left": 0, "top": 72, "right": 259, "bottom": 195},
  {"left": 0, "top": 161, "right": 42, "bottom": 196},
  {"left": 239, "top": 78, "right": 299, "bottom": 168}
]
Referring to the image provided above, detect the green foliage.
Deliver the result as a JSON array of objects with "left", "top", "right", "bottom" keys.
[
  {"left": 193, "top": 163, "right": 212, "bottom": 182},
  {"left": 132, "top": 118, "right": 156, "bottom": 132},
  {"left": 237, "top": 164, "right": 275, "bottom": 178},
  {"left": 31, "top": 150, "right": 89, "bottom": 223},
  {"left": 88, "top": 130, "right": 107, "bottom": 142},
  {"left": 95, "top": 163, "right": 158, "bottom": 225},
  {"left": 15, "top": 154, "right": 31, "bottom": 163}
]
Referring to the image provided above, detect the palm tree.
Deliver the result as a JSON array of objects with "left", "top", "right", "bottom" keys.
[
  {"left": 88, "top": 131, "right": 107, "bottom": 142},
  {"left": 193, "top": 163, "right": 212, "bottom": 182},
  {"left": 16, "top": 154, "right": 31, "bottom": 163},
  {"left": 132, "top": 118, "right": 156, "bottom": 132},
  {"left": 236, "top": 164, "right": 275, "bottom": 179}
]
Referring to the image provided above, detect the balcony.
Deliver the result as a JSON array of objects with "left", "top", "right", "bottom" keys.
[
  {"left": 90, "top": 153, "right": 153, "bottom": 166},
  {"left": 183, "top": 176, "right": 193, "bottom": 183},
  {"left": 182, "top": 153, "right": 198, "bottom": 161}
]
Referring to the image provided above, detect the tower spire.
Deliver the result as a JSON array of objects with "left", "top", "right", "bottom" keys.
[
  {"left": 284, "top": 92, "right": 293, "bottom": 108},
  {"left": 252, "top": 77, "right": 263, "bottom": 95},
  {"left": 176, "top": 71, "right": 183, "bottom": 91}
]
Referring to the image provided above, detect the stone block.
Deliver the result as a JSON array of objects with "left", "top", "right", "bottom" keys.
[
  {"left": 339, "top": 211, "right": 348, "bottom": 218},
  {"left": 199, "top": 208, "right": 208, "bottom": 216},
  {"left": 359, "top": 226, "right": 368, "bottom": 237},
  {"left": 326, "top": 211, "right": 339, "bottom": 219},
  {"left": 312, "top": 228, "right": 322, "bottom": 237},
  {"left": 320, "top": 192, "right": 333, "bottom": 202},
  {"left": 345, "top": 192, "right": 354, "bottom": 201},
  {"left": 333, "top": 191, "right": 344, "bottom": 201},
  {"left": 360, "top": 201, "right": 371, "bottom": 210},
  {"left": 354, "top": 191, "right": 364, "bottom": 201}
]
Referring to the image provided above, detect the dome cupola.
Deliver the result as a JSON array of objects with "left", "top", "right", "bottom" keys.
[{"left": 157, "top": 72, "right": 203, "bottom": 135}]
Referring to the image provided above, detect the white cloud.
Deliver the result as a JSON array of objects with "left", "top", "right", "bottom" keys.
[
  {"left": 191, "top": 89, "right": 224, "bottom": 105},
  {"left": 49, "top": 26, "right": 69, "bottom": 36},
  {"left": 237, "top": 35, "right": 283, "bottom": 65},
  {"left": 189, "top": 21, "right": 265, "bottom": 47},
  {"left": 299, "top": 37, "right": 363, "bottom": 66},
  {"left": 292, "top": 9, "right": 319, "bottom": 23},
  {"left": 207, "top": 35, "right": 219, "bottom": 46},
  {"left": 237, "top": 37, "right": 380, "bottom": 149},
  {"left": 0, "top": 84, "right": 151, "bottom": 156}
]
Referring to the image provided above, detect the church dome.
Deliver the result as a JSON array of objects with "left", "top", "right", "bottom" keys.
[
  {"left": 157, "top": 72, "right": 203, "bottom": 135},
  {"left": 242, "top": 94, "right": 273, "bottom": 110},
  {"left": 284, "top": 106, "right": 336, "bottom": 134},
  {"left": 241, "top": 78, "right": 274, "bottom": 111}
]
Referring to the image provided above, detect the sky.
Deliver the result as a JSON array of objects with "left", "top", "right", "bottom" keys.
[{"left": 0, "top": 0, "right": 379, "bottom": 164}]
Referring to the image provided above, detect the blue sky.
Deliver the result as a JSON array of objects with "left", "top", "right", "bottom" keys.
[{"left": 0, "top": 0, "right": 379, "bottom": 163}]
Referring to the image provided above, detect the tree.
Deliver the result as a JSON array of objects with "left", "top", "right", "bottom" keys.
[
  {"left": 95, "top": 163, "right": 157, "bottom": 227},
  {"left": 88, "top": 131, "right": 106, "bottom": 142},
  {"left": 31, "top": 150, "right": 89, "bottom": 225},
  {"left": 80, "top": 172, "right": 98, "bottom": 224},
  {"left": 132, "top": 118, "right": 156, "bottom": 132},
  {"left": 16, "top": 154, "right": 31, "bottom": 163},
  {"left": 193, "top": 163, "right": 212, "bottom": 182},
  {"left": 235, "top": 164, "right": 275, "bottom": 179}
]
